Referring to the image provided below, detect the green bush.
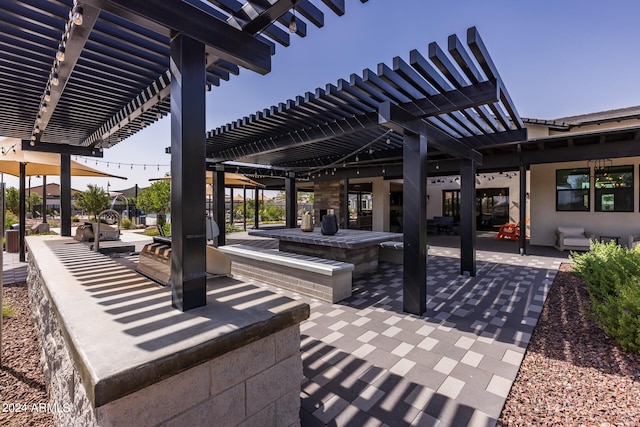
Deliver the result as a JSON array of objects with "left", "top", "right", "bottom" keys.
[
  {"left": 2, "top": 302, "right": 14, "bottom": 318},
  {"left": 571, "top": 240, "right": 640, "bottom": 352},
  {"left": 5, "top": 210, "right": 18, "bottom": 230},
  {"left": 143, "top": 223, "right": 170, "bottom": 237},
  {"left": 121, "top": 218, "right": 133, "bottom": 230},
  {"left": 71, "top": 215, "right": 80, "bottom": 223},
  {"left": 225, "top": 224, "right": 241, "bottom": 233}
]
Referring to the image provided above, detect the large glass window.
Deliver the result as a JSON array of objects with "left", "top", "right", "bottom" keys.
[
  {"left": 594, "top": 165, "right": 633, "bottom": 212},
  {"left": 556, "top": 168, "right": 590, "bottom": 211}
]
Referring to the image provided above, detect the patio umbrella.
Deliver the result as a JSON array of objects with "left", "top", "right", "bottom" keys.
[
  {"left": 0, "top": 137, "right": 127, "bottom": 262},
  {"left": 149, "top": 172, "right": 265, "bottom": 188},
  {"left": 0, "top": 138, "right": 127, "bottom": 179}
]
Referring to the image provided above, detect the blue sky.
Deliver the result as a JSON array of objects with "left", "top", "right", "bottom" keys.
[{"left": 9, "top": 0, "right": 640, "bottom": 192}]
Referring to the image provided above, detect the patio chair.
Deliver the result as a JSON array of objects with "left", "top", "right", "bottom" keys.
[
  {"left": 496, "top": 218, "right": 529, "bottom": 241},
  {"left": 554, "top": 226, "right": 595, "bottom": 251}
]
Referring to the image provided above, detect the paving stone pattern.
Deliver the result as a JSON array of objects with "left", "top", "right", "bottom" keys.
[
  {"left": 236, "top": 242, "right": 563, "bottom": 427},
  {"left": 7, "top": 231, "right": 565, "bottom": 427}
]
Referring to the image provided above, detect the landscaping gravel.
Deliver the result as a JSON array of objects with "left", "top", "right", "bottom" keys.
[
  {"left": 1, "top": 263, "right": 639, "bottom": 426},
  {"left": 1, "top": 282, "right": 53, "bottom": 427},
  {"left": 498, "top": 263, "right": 640, "bottom": 426}
]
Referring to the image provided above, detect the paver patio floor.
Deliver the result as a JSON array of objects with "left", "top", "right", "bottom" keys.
[
  {"left": 4, "top": 230, "right": 568, "bottom": 426},
  {"left": 225, "top": 232, "right": 567, "bottom": 426}
]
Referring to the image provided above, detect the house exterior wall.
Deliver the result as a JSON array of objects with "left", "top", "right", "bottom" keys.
[
  {"left": 530, "top": 158, "right": 640, "bottom": 247},
  {"left": 426, "top": 172, "right": 530, "bottom": 228}
]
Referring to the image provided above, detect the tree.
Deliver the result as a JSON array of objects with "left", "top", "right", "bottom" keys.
[
  {"left": 5, "top": 187, "right": 19, "bottom": 214},
  {"left": 2, "top": 187, "right": 41, "bottom": 216},
  {"left": 74, "top": 184, "right": 110, "bottom": 220},
  {"left": 136, "top": 180, "right": 171, "bottom": 228},
  {"left": 28, "top": 192, "right": 42, "bottom": 216}
]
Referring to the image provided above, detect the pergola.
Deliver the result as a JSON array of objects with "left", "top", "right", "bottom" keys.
[
  {"left": 205, "top": 27, "right": 526, "bottom": 314},
  {"left": 0, "top": 0, "right": 368, "bottom": 311}
]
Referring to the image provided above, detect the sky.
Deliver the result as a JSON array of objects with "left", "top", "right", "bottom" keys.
[{"left": 6, "top": 0, "right": 640, "bottom": 193}]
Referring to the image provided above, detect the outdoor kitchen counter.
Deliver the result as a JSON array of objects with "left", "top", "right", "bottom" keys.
[
  {"left": 248, "top": 228, "right": 403, "bottom": 275},
  {"left": 25, "top": 235, "right": 309, "bottom": 427}
]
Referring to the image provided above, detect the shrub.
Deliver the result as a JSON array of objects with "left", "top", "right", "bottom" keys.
[
  {"left": 225, "top": 224, "right": 241, "bottom": 233},
  {"left": 143, "top": 223, "right": 170, "bottom": 236},
  {"left": 5, "top": 210, "right": 18, "bottom": 230},
  {"left": 71, "top": 215, "right": 80, "bottom": 223},
  {"left": 121, "top": 218, "right": 133, "bottom": 230},
  {"left": 2, "top": 302, "right": 14, "bottom": 318},
  {"left": 571, "top": 240, "right": 640, "bottom": 352}
]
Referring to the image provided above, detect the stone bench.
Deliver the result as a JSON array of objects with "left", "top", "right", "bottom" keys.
[{"left": 219, "top": 244, "right": 354, "bottom": 303}]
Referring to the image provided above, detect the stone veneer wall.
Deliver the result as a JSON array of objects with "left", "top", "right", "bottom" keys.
[
  {"left": 313, "top": 180, "right": 345, "bottom": 228},
  {"left": 28, "top": 253, "right": 303, "bottom": 427},
  {"left": 28, "top": 254, "right": 97, "bottom": 427}
]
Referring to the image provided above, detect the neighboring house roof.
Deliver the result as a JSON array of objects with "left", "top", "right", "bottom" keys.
[
  {"left": 524, "top": 105, "right": 640, "bottom": 129},
  {"left": 28, "top": 183, "right": 81, "bottom": 198}
]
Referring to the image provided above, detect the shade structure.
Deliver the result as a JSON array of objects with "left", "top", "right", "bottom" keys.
[
  {"left": 0, "top": 138, "right": 127, "bottom": 180},
  {"left": 149, "top": 172, "right": 265, "bottom": 188}
]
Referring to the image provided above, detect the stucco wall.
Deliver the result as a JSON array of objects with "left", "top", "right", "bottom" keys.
[
  {"left": 530, "top": 158, "right": 640, "bottom": 247},
  {"left": 426, "top": 172, "right": 530, "bottom": 228}
]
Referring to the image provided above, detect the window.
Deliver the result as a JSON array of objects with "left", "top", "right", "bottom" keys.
[
  {"left": 594, "top": 165, "right": 633, "bottom": 212},
  {"left": 556, "top": 168, "right": 590, "bottom": 211}
]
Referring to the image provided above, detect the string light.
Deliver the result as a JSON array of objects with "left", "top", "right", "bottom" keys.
[
  {"left": 289, "top": 0, "right": 297, "bottom": 33},
  {"left": 75, "top": 156, "right": 170, "bottom": 171},
  {"left": 56, "top": 44, "right": 66, "bottom": 62},
  {"left": 72, "top": 2, "right": 84, "bottom": 26}
]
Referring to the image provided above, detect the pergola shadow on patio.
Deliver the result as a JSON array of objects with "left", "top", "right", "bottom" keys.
[{"left": 223, "top": 231, "right": 565, "bottom": 425}]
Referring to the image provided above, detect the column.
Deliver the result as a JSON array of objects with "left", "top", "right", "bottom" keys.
[
  {"left": 170, "top": 33, "right": 206, "bottom": 311},
  {"left": 254, "top": 187, "right": 260, "bottom": 229},
  {"left": 214, "top": 168, "right": 225, "bottom": 247},
  {"left": 402, "top": 132, "right": 427, "bottom": 315},
  {"left": 60, "top": 154, "right": 71, "bottom": 237},
  {"left": 460, "top": 158, "right": 476, "bottom": 276},
  {"left": 19, "top": 163, "right": 26, "bottom": 262},
  {"left": 343, "top": 178, "right": 349, "bottom": 229},
  {"left": 285, "top": 173, "right": 296, "bottom": 228},
  {"left": 519, "top": 156, "right": 527, "bottom": 255},
  {"left": 372, "top": 177, "right": 390, "bottom": 232},
  {"left": 42, "top": 176, "right": 47, "bottom": 223}
]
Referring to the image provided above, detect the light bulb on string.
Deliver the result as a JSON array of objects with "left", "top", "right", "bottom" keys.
[
  {"left": 56, "top": 44, "right": 65, "bottom": 62},
  {"left": 289, "top": 0, "right": 297, "bottom": 33},
  {"left": 72, "top": 3, "right": 84, "bottom": 26}
]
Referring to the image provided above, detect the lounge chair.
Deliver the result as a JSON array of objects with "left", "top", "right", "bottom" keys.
[
  {"left": 554, "top": 226, "right": 595, "bottom": 251},
  {"left": 496, "top": 218, "right": 529, "bottom": 241}
]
